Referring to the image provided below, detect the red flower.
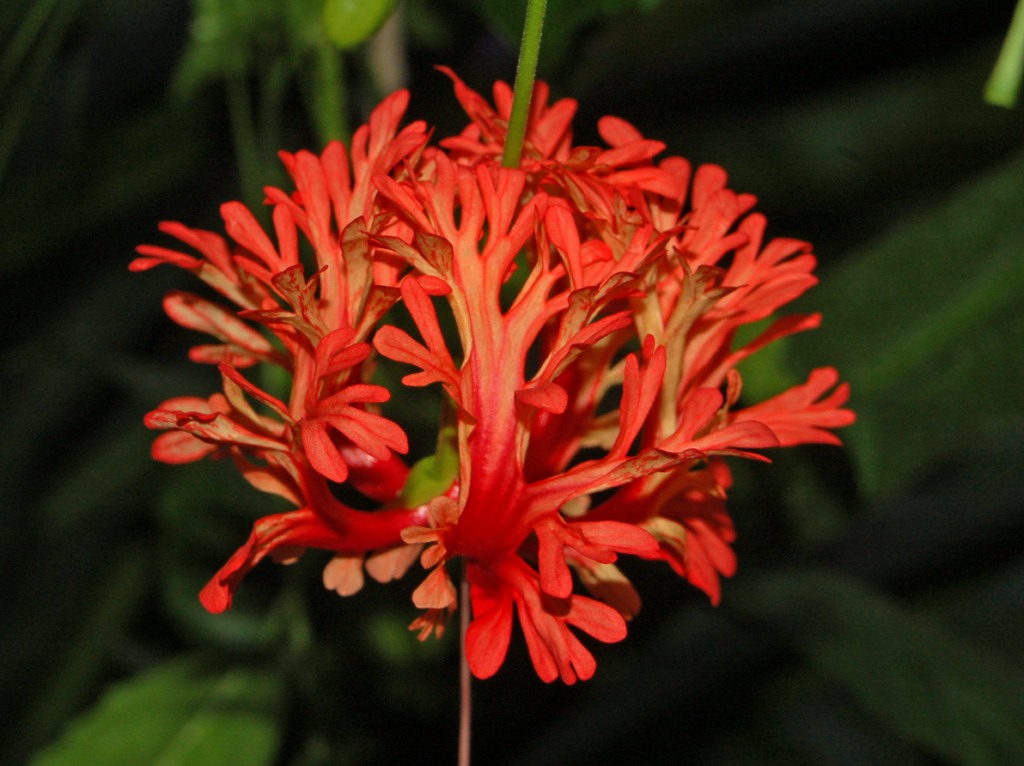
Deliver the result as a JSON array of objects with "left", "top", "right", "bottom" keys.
[{"left": 137, "top": 74, "right": 854, "bottom": 683}]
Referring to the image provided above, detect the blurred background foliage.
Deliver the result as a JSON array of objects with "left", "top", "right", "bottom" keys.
[{"left": 2, "top": 0, "right": 1023, "bottom": 764}]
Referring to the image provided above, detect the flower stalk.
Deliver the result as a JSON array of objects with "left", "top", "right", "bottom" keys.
[{"left": 459, "top": 573, "right": 472, "bottom": 766}]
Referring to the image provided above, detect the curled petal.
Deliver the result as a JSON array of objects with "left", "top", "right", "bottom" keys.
[
  {"left": 373, "top": 324, "right": 460, "bottom": 394},
  {"left": 608, "top": 338, "right": 666, "bottom": 459},
  {"left": 515, "top": 381, "right": 568, "bottom": 414},
  {"left": 151, "top": 430, "right": 219, "bottom": 464},
  {"left": 597, "top": 115, "right": 644, "bottom": 146},
  {"left": 409, "top": 608, "right": 453, "bottom": 642},
  {"left": 731, "top": 367, "right": 855, "bottom": 446},
  {"left": 336, "top": 446, "right": 409, "bottom": 503},
  {"left": 314, "top": 400, "right": 408, "bottom": 460},
  {"left": 222, "top": 201, "right": 285, "bottom": 273},
  {"left": 575, "top": 561, "right": 642, "bottom": 620},
  {"left": 145, "top": 408, "right": 285, "bottom": 453},
  {"left": 200, "top": 529, "right": 262, "bottom": 613},
  {"left": 219, "top": 364, "right": 291, "bottom": 422},
  {"left": 519, "top": 583, "right": 625, "bottom": 685},
  {"left": 268, "top": 265, "right": 329, "bottom": 341},
  {"left": 468, "top": 557, "right": 628, "bottom": 684},
  {"left": 535, "top": 516, "right": 658, "bottom": 599},
  {"left": 302, "top": 383, "right": 408, "bottom": 483},
  {"left": 301, "top": 420, "right": 350, "bottom": 483},
  {"left": 200, "top": 509, "right": 344, "bottom": 613},
  {"left": 365, "top": 543, "right": 421, "bottom": 583},
  {"left": 163, "top": 291, "right": 278, "bottom": 364},
  {"left": 131, "top": 245, "right": 202, "bottom": 272},
  {"left": 546, "top": 205, "right": 585, "bottom": 288},
  {"left": 464, "top": 565, "right": 516, "bottom": 680},
  {"left": 232, "top": 451, "right": 303, "bottom": 506},
  {"left": 313, "top": 328, "right": 366, "bottom": 380},
  {"left": 323, "top": 554, "right": 365, "bottom": 596},
  {"left": 686, "top": 420, "right": 780, "bottom": 459},
  {"left": 201, "top": 504, "right": 429, "bottom": 613},
  {"left": 646, "top": 509, "right": 737, "bottom": 606},
  {"left": 542, "top": 311, "right": 635, "bottom": 382},
  {"left": 411, "top": 565, "right": 457, "bottom": 609}
]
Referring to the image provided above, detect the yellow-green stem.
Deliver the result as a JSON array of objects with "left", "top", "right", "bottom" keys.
[{"left": 311, "top": 39, "right": 349, "bottom": 144}]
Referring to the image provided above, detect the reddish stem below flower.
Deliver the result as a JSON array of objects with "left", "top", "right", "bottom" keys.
[{"left": 459, "top": 573, "right": 472, "bottom": 766}]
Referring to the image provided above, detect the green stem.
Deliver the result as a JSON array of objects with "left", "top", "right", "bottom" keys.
[
  {"left": 501, "top": 0, "right": 547, "bottom": 168},
  {"left": 311, "top": 39, "right": 349, "bottom": 145}
]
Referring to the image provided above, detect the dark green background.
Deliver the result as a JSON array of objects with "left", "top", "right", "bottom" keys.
[{"left": 3, "top": 1, "right": 1023, "bottom": 764}]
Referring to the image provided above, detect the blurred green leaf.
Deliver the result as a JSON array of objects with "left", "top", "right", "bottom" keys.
[
  {"left": 402, "top": 0, "right": 451, "bottom": 50},
  {"left": 30, "top": 657, "right": 285, "bottom": 766},
  {"left": 811, "top": 422, "right": 1024, "bottom": 593},
  {"left": 0, "top": 0, "right": 88, "bottom": 180},
  {"left": 985, "top": 0, "right": 1024, "bottom": 108},
  {"left": 161, "top": 551, "right": 287, "bottom": 651},
  {"left": 155, "top": 459, "right": 296, "bottom": 649},
  {"left": 737, "top": 670, "right": 927, "bottom": 766},
  {"left": 732, "top": 571, "right": 1024, "bottom": 766},
  {"left": 172, "top": 0, "right": 349, "bottom": 205},
  {"left": 927, "top": 556, "right": 1024, "bottom": 673},
  {"left": 38, "top": 426, "right": 155, "bottom": 536},
  {"left": 790, "top": 146, "right": 1024, "bottom": 499},
  {"left": 0, "top": 104, "right": 209, "bottom": 277},
  {"left": 156, "top": 458, "right": 282, "bottom": 549},
  {"left": 322, "top": 0, "right": 396, "bottom": 50},
  {"left": 12, "top": 548, "right": 150, "bottom": 761},
  {"left": 511, "top": 605, "right": 774, "bottom": 765},
  {"left": 171, "top": 0, "right": 344, "bottom": 109},
  {"left": 172, "top": 0, "right": 277, "bottom": 96}
]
